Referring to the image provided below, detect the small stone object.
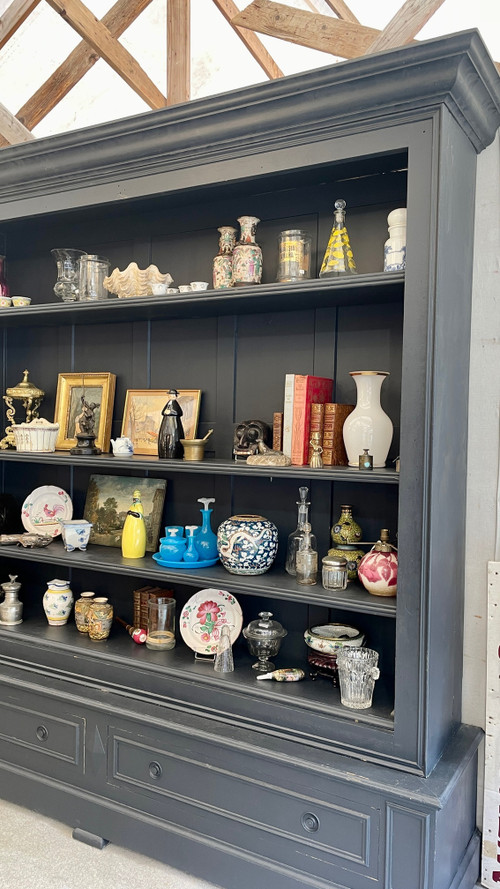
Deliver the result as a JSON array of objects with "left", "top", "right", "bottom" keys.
[{"left": 246, "top": 439, "right": 291, "bottom": 466}]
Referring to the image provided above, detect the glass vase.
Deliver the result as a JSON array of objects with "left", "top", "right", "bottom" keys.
[
  {"left": 51, "top": 248, "right": 85, "bottom": 302},
  {"left": 232, "top": 216, "right": 262, "bottom": 286},
  {"left": 336, "top": 647, "right": 380, "bottom": 709},
  {"left": 319, "top": 199, "right": 356, "bottom": 277}
]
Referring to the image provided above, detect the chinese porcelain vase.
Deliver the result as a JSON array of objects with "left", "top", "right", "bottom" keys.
[
  {"left": 342, "top": 371, "right": 393, "bottom": 467},
  {"left": 217, "top": 514, "right": 278, "bottom": 575},
  {"left": 232, "top": 216, "right": 263, "bottom": 286},
  {"left": 213, "top": 225, "right": 237, "bottom": 289},
  {"left": 43, "top": 579, "right": 74, "bottom": 626}
]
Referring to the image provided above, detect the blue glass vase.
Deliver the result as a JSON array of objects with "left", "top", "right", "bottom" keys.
[{"left": 194, "top": 498, "right": 218, "bottom": 560}]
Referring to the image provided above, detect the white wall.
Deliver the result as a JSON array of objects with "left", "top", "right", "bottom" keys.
[{"left": 463, "top": 131, "right": 500, "bottom": 842}]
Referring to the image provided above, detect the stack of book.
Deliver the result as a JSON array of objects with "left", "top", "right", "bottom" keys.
[
  {"left": 133, "top": 585, "right": 174, "bottom": 630},
  {"left": 282, "top": 374, "right": 334, "bottom": 466}
]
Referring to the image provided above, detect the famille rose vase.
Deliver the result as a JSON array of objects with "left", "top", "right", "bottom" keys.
[
  {"left": 357, "top": 531, "right": 398, "bottom": 597},
  {"left": 213, "top": 226, "right": 237, "bottom": 289},
  {"left": 342, "top": 371, "right": 393, "bottom": 467},
  {"left": 232, "top": 216, "right": 263, "bottom": 286},
  {"left": 217, "top": 514, "right": 278, "bottom": 575}
]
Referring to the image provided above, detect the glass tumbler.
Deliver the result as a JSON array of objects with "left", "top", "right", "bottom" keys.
[
  {"left": 79, "top": 254, "right": 110, "bottom": 301},
  {"left": 336, "top": 647, "right": 380, "bottom": 709},
  {"left": 146, "top": 596, "right": 176, "bottom": 651}
]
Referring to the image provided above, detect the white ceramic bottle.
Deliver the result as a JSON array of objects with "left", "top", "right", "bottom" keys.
[
  {"left": 342, "top": 371, "right": 393, "bottom": 467},
  {"left": 384, "top": 208, "right": 407, "bottom": 271}
]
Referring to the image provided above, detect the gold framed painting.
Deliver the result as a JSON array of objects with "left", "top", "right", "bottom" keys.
[
  {"left": 121, "top": 389, "right": 201, "bottom": 456},
  {"left": 54, "top": 372, "right": 116, "bottom": 452}
]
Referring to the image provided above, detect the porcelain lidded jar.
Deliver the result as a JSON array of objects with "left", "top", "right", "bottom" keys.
[
  {"left": 217, "top": 514, "right": 278, "bottom": 575},
  {"left": 43, "top": 579, "right": 74, "bottom": 626},
  {"left": 342, "top": 371, "right": 393, "bottom": 467},
  {"left": 357, "top": 529, "right": 398, "bottom": 597}
]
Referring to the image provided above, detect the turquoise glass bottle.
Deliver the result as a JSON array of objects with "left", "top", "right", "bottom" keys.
[{"left": 194, "top": 497, "right": 218, "bottom": 560}]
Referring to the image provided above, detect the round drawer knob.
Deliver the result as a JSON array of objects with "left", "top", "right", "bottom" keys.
[
  {"left": 149, "top": 761, "right": 162, "bottom": 779},
  {"left": 36, "top": 725, "right": 49, "bottom": 742},
  {"left": 301, "top": 812, "right": 320, "bottom": 833}
]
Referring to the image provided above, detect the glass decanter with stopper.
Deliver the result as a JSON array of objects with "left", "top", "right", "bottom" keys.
[
  {"left": 319, "top": 198, "right": 357, "bottom": 277},
  {"left": 296, "top": 523, "right": 318, "bottom": 585},
  {"left": 285, "top": 486, "right": 316, "bottom": 576}
]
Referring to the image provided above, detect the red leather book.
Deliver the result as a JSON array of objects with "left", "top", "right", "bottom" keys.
[{"left": 291, "top": 375, "right": 333, "bottom": 465}]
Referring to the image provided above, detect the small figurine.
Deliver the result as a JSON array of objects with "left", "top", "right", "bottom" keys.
[
  {"left": 256, "top": 668, "right": 305, "bottom": 682},
  {"left": 246, "top": 439, "right": 291, "bottom": 467},
  {"left": 158, "top": 389, "right": 184, "bottom": 459},
  {"left": 233, "top": 419, "right": 271, "bottom": 461},
  {"left": 309, "top": 431, "right": 323, "bottom": 468},
  {"left": 71, "top": 394, "right": 101, "bottom": 455}
]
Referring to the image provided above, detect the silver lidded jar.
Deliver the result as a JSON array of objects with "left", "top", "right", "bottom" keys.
[
  {"left": 0, "top": 574, "right": 23, "bottom": 625},
  {"left": 242, "top": 611, "right": 287, "bottom": 672}
]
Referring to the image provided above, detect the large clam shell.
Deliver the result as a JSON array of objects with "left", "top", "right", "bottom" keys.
[{"left": 103, "top": 262, "right": 173, "bottom": 298}]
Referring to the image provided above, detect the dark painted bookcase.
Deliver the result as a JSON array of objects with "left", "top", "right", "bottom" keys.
[{"left": 0, "top": 30, "right": 498, "bottom": 889}]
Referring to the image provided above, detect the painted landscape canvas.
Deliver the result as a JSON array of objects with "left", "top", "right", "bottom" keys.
[{"left": 83, "top": 474, "right": 166, "bottom": 552}]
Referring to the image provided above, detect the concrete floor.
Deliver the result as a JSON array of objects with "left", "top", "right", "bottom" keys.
[{"left": 0, "top": 798, "right": 222, "bottom": 889}]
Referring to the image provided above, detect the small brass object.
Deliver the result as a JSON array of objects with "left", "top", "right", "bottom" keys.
[
  {"left": 180, "top": 429, "right": 214, "bottom": 462},
  {"left": 0, "top": 369, "right": 45, "bottom": 449}
]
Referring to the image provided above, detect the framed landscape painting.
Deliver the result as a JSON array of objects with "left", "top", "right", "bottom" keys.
[
  {"left": 121, "top": 389, "right": 201, "bottom": 455},
  {"left": 83, "top": 474, "right": 166, "bottom": 552}
]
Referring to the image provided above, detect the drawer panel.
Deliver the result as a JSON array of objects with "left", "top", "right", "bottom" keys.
[
  {"left": 109, "top": 727, "right": 380, "bottom": 886},
  {"left": 0, "top": 689, "right": 84, "bottom": 775}
]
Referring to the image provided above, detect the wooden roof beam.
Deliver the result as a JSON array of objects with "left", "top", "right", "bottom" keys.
[
  {"left": 17, "top": 0, "right": 155, "bottom": 132},
  {"left": 212, "top": 0, "right": 283, "bottom": 79},
  {"left": 167, "top": 0, "right": 190, "bottom": 105},
  {"left": 367, "top": 0, "right": 446, "bottom": 52},
  {"left": 0, "top": 101, "right": 35, "bottom": 144},
  {"left": 319, "top": 0, "right": 359, "bottom": 24},
  {"left": 232, "top": 0, "right": 380, "bottom": 58},
  {"left": 0, "top": 0, "right": 41, "bottom": 49},
  {"left": 44, "top": 0, "right": 167, "bottom": 109}
]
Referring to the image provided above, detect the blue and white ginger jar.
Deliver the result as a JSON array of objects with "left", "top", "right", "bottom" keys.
[{"left": 217, "top": 514, "right": 278, "bottom": 575}]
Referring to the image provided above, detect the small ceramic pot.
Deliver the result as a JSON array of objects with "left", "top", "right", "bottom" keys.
[
  {"left": 88, "top": 597, "right": 113, "bottom": 640},
  {"left": 11, "top": 296, "right": 31, "bottom": 306},
  {"left": 58, "top": 519, "right": 93, "bottom": 552},
  {"left": 304, "top": 623, "right": 365, "bottom": 655},
  {"left": 0, "top": 296, "right": 11, "bottom": 307},
  {"left": 110, "top": 436, "right": 134, "bottom": 457},
  {"left": 190, "top": 281, "right": 209, "bottom": 291},
  {"left": 178, "top": 285, "right": 192, "bottom": 292},
  {"left": 159, "top": 535, "right": 187, "bottom": 561},
  {"left": 43, "top": 579, "right": 73, "bottom": 626},
  {"left": 327, "top": 543, "right": 365, "bottom": 581},
  {"left": 74, "top": 591, "right": 95, "bottom": 633},
  {"left": 217, "top": 514, "right": 278, "bottom": 575}
]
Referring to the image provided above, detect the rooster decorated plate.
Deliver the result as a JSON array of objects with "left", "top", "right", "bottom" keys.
[
  {"left": 21, "top": 485, "right": 73, "bottom": 537},
  {"left": 180, "top": 588, "right": 242, "bottom": 655}
]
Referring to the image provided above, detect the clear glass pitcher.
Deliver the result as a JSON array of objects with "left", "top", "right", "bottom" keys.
[{"left": 336, "top": 647, "right": 380, "bottom": 709}]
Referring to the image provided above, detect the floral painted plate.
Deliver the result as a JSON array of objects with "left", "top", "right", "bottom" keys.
[
  {"left": 180, "top": 588, "right": 243, "bottom": 655},
  {"left": 21, "top": 485, "right": 73, "bottom": 537}
]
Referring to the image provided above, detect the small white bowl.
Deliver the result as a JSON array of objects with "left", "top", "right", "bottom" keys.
[
  {"left": 11, "top": 296, "right": 31, "bottom": 306},
  {"left": 178, "top": 285, "right": 192, "bottom": 292},
  {"left": 190, "top": 281, "right": 209, "bottom": 291}
]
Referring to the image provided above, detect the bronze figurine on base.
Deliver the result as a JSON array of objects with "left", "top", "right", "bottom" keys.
[{"left": 71, "top": 395, "right": 101, "bottom": 455}]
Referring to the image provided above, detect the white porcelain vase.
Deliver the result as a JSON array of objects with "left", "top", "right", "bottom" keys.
[{"left": 342, "top": 371, "right": 393, "bottom": 467}]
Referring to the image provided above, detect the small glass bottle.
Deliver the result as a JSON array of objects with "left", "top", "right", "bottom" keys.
[
  {"left": 296, "top": 523, "right": 318, "bottom": 585},
  {"left": 319, "top": 199, "right": 356, "bottom": 277},
  {"left": 285, "top": 486, "right": 316, "bottom": 576},
  {"left": 321, "top": 554, "right": 348, "bottom": 591}
]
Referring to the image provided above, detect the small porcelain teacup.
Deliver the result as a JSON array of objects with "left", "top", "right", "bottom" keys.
[
  {"left": 11, "top": 296, "right": 31, "bottom": 306},
  {"left": 178, "top": 285, "right": 192, "bottom": 292},
  {"left": 190, "top": 281, "right": 209, "bottom": 291},
  {"left": 110, "top": 436, "right": 134, "bottom": 457},
  {"left": 0, "top": 296, "right": 11, "bottom": 307},
  {"left": 151, "top": 283, "right": 173, "bottom": 295}
]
